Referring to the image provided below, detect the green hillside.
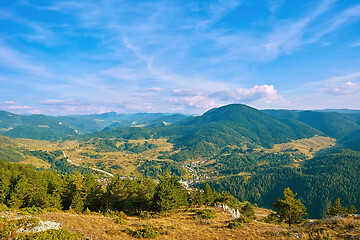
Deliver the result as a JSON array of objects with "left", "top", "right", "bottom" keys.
[
  {"left": 263, "top": 110, "right": 360, "bottom": 140},
  {"left": 88, "top": 104, "right": 321, "bottom": 160},
  {"left": 205, "top": 149, "right": 360, "bottom": 218},
  {"left": 0, "top": 111, "right": 188, "bottom": 140}
]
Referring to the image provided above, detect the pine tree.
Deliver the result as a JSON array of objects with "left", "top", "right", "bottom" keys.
[
  {"left": 70, "top": 192, "right": 84, "bottom": 213},
  {"left": 203, "top": 183, "right": 216, "bottom": 205},
  {"left": 242, "top": 202, "right": 255, "bottom": 220},
  {"left": 272, "top": 187, "right": 307, "bottom": 227},
  {"left": 152, "top": 170, "right": 187, "bottom": 212},
  {"left": 327, "top": 198, "right": 348, "bottom": 217},
  {"left": 348, "top": 205, "right": 358, "bottom": 214},
  {"left": 190, "top": 189, "right": 205, "bottom": 206}
]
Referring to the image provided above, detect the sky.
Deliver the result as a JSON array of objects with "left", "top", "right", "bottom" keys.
[{"left": 0, "top": 0, "right": 360, "bottom": 115}]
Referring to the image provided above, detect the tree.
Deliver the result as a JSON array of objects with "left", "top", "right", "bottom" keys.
[
  {"left": 203, "top": 183, "right": 216, "bottom": 205},
  {"left": 242, "top": 202, "right": 255, "bottom": 220},
  {"left": 152, "top": 170, "right": 187, "bottom": 212},
  {"left": 272, "top": 187, "right": 307, "bottom": 227},
  {"left": 70, "top": 192, "right": 84, "bottom": 213},
  {"left": 348, "top": 205, "right": 358, "bottom": 214},
  {"left": 327, "top": 198, "right": 348, "bottom": 217}
]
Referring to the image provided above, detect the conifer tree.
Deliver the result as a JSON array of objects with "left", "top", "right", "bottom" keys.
[
  {"left": 190, "top": 189, "right": 205, "bottom": 206},
  {"left": 152, "top": 170, "right": 187, "bottom": 212},
  {"left": 242, "top": 202, "right": 255, "bottom": 220},
  {"left": 348, "top": 205, "right": 358, "bottom": 214},
  {"left": 272, "top": 187, "right": 307, "bottom": 227},
  {"left": 70, "top": 192, "right": 84, "bottom": 213},
  {"left": 327, "top": 198, "right": 348, "bottom": 217},
  {"left": 203, "top": 183, "right": 216, "bottom": 205}
]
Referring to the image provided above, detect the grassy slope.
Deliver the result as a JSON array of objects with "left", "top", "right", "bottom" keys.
[{"left": 2, "top": 208, "right": 359, "bottom": 240}]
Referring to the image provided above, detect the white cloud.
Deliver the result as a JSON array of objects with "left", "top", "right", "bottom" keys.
[
  {"left": 210, "top": 85, "right": 283, "bottom": 103},
  {"left": 0, "top": 100, "right": 33, "bottom": 111},
  {"left": 6, "top": 105, "right": 33, "bottom": 110},
  {"left": 145, "top": 87, "right": 163, "bottom": 92},
  {"left": 3, "top": 101, "right": 17, "bottom": 104},
  {"left": 320, "top": 81, "right": 360, "bottom": 95},
  {"left": 38, "top": 99, "right": 79, "bottom": 105},
  {"left": 167, "top": 85, "right": 285, "bottom": 110},
  {"left": 169, "top": 95, "right": 217, "bottom": 109}
]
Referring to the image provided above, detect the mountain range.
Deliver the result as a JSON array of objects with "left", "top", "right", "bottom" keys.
[{"left": 0, "top": 104, "right": 360, "bottom": 218}]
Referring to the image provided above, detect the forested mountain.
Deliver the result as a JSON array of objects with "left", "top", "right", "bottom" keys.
[
  {"left": 0, "top": 111, "right": 188, "bottom": 140},
  {"left": 263, "top": 109, "right": 360, "bottom": 140},
  {"left": 205, "top": 149, "right": 360, "bottom": 218},
  {"left": 84, "top": 104, "right": 321, "bottom": 160}
]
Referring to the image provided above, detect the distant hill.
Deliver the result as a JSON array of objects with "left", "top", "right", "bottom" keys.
[
  {"left": 87, "top": 104, "right": 321, "bottom": 160},
  {"left": 0, "top": 111, "right": 188, "bottom": 140},
  {"left": 263, "top": 109, "right": 360, "bottom": 140}
]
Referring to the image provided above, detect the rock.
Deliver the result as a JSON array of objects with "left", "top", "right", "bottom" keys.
[{"left": 17, "top": 220, "right": 61, "bottom": 234}]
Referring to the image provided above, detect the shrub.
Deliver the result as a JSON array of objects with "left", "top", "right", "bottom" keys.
[
  {"left": 17, "top": 229, "right": 86, "bottom": 239},
  {"left": 233, "top": 215, "right": 252, "bottom": 223},
  {"left": 227, "top": 221, "right": 243, "bottom": 229},
  {"left": 262, "top": 213, "right": 279, "bottom": 224},
  {"left": 125, "top": 225, "right": 160, "bottom": 239},
  {"left": 114, "top": 216, "right": 127, "bottom": 225},
  {"left": 20, "top": 206, "right": 46, "bottom": 215},
  {"left": 193, "top": 209, "right": 216, "bottom": 220},
  {"left": 139, "top": 211, "right": 152, "bottom": 219},
  {"left": 0, "top": 203, "right": 10, "bottom": 212},
  {"left": 16, "top": 217, "right": 40, "bottom": 228}
]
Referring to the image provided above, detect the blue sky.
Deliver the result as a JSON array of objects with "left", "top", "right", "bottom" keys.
[{"left": 0, "top": 0, "right": 360, "bottom": 115}]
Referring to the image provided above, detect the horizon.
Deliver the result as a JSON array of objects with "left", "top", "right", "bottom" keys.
[
  {"left": 1, "top": 0, "right": 360, "bottom": 115},
  {"left": 2, "top": 103, "right": 360, "bottom": 117}
]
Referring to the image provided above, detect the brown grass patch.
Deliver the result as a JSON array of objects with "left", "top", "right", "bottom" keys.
[{"left": 269, "top": 135, "right": 336, "bottom": 158}]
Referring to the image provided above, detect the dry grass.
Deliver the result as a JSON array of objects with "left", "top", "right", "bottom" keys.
[
  {"left": 13, "top": 138, "right": 80, "bottom": 151},
  {"left": 269, "top": 136, "right": 336, "bottom": 158},
  {"left": 36, "top": 208, "right": 298, "bottom": 240},
  {"left": 3, "top": 208, "right": 360, "bottom": 239},
  {"left": 65, "top": 138, "right": 175, "bottom": 176},
  {"left": 20, "top": 156, "right": 51, "bottom": 169}
]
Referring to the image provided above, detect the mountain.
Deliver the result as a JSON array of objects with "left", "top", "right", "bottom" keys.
[
  {"left": 87, "top": 104, "right": 321, "bottom": 160},
  {"left": 0, "top": 111, "right": 188, "bottom": 140},
  {"left": 0, "top": 112, "right": 80, "bottom": 140},
  {"left": 263, "top": 109, "right": 360, "bottom": 140}
]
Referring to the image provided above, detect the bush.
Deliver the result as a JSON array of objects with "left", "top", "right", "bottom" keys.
[
  {"left": 139, "top": 211, "right": 152, "bottom": 219},
  {"left": 193, "top": 209, "right": 216, "bottom": 220},
  {"left": 233, "top": 215, "right": 252, "bottom": 223},
  {"left": 227, "top": 221, "right": 243, "bottom": 229},
  {"left": 125, "top": 225, "right": 160, "bottom": 239},
  {"left": 262, "top": 213, "right": 279, "bottom": 224},
  {"left": 16, "top": 217, "right": 40, "bottom": 228},
  {"left": 20, "top": 206, "right": 46, "bottom": 215},
  {"left": 0, "top": 217, "right": 40, "bottom": 239},
  {"left": 114, "top": 216, "right": 127, "bottom": 225},
  {"left": 0, "top": 203, "right": 10, "bottom": 212},
  {"left": 17, "top": 229, "right": 86, "bottom": 239}
]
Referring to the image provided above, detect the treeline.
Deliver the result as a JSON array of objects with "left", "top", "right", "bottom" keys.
[
  {"left": 24, "top": 150, "right": 98, "bottom": 175},
  {"left": 204, "top": 149, "right": 360, "bottom": 218},
  {"left": 0, "top": 161, "right": 239, "bottom": 214},
  {"left": 137, "top": 160, "right": 186, "bottom": 178},
  {"left": 83, "top": 138, "right": 158, "bottom": 153},
  {"left": 214, "top": 151, "right": 305, "bottom": 175}
]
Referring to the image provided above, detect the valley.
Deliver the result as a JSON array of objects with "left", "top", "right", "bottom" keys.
[{"left": 1, "top": 104, "right": 360, "bottom": 239}]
